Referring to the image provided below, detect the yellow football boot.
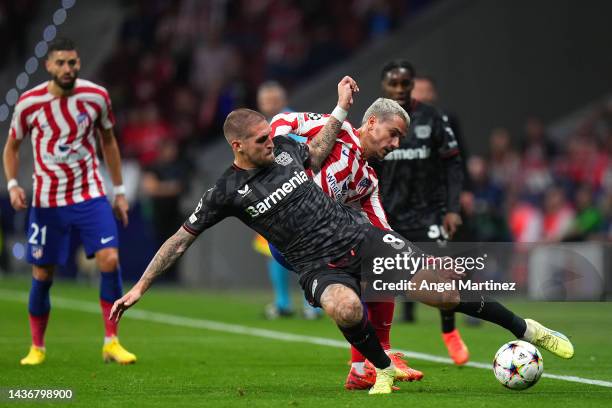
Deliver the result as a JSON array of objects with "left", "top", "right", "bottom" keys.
[
  {"left": 368, "top": 364, "right": 406, "bottom": 395},
  {"left": 102, "top": 337, "right": 137, "bottom": 364},
  {"left": 20, "top": 345, "right": 46, "bottom": 365},
  {"left": 524, "top": 319, "right": 574, "bottom": 359}
]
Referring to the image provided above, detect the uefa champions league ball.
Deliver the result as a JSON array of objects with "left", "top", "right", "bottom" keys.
[{"left": 493, "top": 340, "right": 544, "bottom": 390}]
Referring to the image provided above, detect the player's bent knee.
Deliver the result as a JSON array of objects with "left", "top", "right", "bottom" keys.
[
  {"left": 320, "top": 284, "right": 362, "bottom": 326},
  {"left": 336, "top": 298, "right": 363, "bottom": 327}
]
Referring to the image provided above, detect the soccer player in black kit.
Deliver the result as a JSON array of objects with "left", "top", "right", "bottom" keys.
[
  {"left": 110, "top": 77, "right": 574, "bottom": 395},
  {"left": 371, "top": 60, "right": 470, "bottom": 365}
]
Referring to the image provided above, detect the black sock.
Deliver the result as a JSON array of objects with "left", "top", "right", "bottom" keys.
[
  {"left": 440, "top": 309, "right": 455, "bottom": 333},
  {"left": 403, "top": 301, "right": 416, "bottom": 321},
  {"left": 339, "top": 313, "right": 391, "bottom": 369},
  {"left": 453, "top": 294, "right": 526, "bottom": 338}
]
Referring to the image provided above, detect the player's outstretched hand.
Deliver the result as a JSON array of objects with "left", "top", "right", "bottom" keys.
[
  {"left": 443, "top": 212, "right": 463, "bottom": 239},
  {"left": 113, "top": 194, "right": 129, "bottom": 227},
  {"left": 110, "top": 288, "right": 142, "bottom": 322},
  {"left": 8, "top": 186, "right": 27, "bottom": 210},
  {"left": 337, "top": 76, "right": 359, "bottom": 111}
]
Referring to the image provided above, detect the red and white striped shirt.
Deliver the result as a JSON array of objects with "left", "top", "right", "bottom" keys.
[
  {"left": 9, "top": 79, "right": 114, "bottom": 208},
  {"left": 270, "top": 112, "right": 391, "bottom": 230}
]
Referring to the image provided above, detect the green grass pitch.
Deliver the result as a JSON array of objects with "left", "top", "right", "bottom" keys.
[{"left": 1, "top": 275, "right": 611, "bottom": 407}]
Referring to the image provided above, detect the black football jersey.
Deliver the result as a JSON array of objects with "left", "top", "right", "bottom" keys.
[
  {"left": 371, "top": 100, "right": 461, "bottom": 231},
  {"left": 183, "top": 136, "right": 368, "bottom": 272}
]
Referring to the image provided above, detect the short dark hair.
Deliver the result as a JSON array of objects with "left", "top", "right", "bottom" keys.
[
  {"left": 380, "top": 60, "right": 415, "bottom": 80},
  {"left": 223, "top": 109, "right": 266, "bottom": 142},
  {"left": 47, "top": 37, "right": 77, "bottom": 58}
]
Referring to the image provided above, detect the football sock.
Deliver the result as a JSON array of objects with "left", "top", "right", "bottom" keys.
[
  {"left": 440, "top": 309, "right": 456, "bottom": 333},
  {"left": 268, "top": 259, "right": 291, "bottom": 311},
  {"left": 403, "top": 301, "right": 416, "bottom": 321},
  {"left": 453, "top": 294, "right": 526, "bottom": 338},
  {"left": 100, "top": 268, "right": 123, "bottom": 338},
  {"left": 339, "top": 312, "right": 391, "bottom": 369},
  {"left": 28, "top": 278, "right": 52, "bottom": 347},
  {"left": 351, "top": 362, "right": 366, "bottom": 375},
  {"left": 366, "top": 301, "right": 394, "bottom": 350},
  {"left": 351, "top": 346, "right": 366, "bottom": 363}
]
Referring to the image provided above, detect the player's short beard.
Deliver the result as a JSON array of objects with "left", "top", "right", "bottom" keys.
[{"left": 53, "top": 72, "right": 78, "bottom": 90}]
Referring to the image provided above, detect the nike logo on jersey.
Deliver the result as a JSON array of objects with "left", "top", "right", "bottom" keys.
[
  {"left": 100, "top": 236, "right": 114, "bottom": 244},
  {"left": 245, "top": 170, "right": 308, "bottom": 218},
  {"left": 238, "top": 184, "right": 251, "bottom": 196}
]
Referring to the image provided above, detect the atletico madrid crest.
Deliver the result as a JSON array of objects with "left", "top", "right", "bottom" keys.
[{"left": 31, "top": 245, "right": 44, "bottom": 260}]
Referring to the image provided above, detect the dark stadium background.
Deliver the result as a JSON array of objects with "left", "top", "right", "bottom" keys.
[{"left": 1, "top": 0, "right": 611, "bottom": 297}]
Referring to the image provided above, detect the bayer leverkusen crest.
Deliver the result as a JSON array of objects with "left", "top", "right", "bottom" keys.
[{"left": 275, "top": 152, "right": 293, "bottom": 166}]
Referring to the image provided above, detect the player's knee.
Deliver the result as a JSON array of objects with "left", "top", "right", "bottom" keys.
[
  {"left": 96, "top": 249, "right": 119, "bottom": 272},
  {"left": 335, "top": 296, "right": 363, "bottom": 327},
  {"left": 32, "top": 266, "right": 54, "bottom": 281}
]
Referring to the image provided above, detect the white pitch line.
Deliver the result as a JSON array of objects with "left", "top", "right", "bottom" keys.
[{"left": 1, "top": 288, "right": 611, "bottom": 389}]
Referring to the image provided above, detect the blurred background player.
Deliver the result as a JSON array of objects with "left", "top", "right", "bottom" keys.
[
  {"left": 254, "top": 81, "right": 320, "bottom": 319},
  {"left": 372, "top": 60, "right": 469, "bottom": 365},
  {"left": 2, "top": 38, "right": 136, "bottom": 365}
]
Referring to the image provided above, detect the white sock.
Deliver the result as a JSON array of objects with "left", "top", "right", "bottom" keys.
[
  {"left": 104, "top": 336, "right": 117, "bottom": 345},
  {"left": 351, "top": 362, "right": 365, "bottom": 375},
  {"left": 522, "top": 320, "right": 535, "bottom": 341}
]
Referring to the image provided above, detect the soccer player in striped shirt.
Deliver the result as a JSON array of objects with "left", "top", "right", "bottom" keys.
[
  {"left": 3, "top": 38, "right": 136, "bottom": 365},
  {"left": 269, "top": 97, "right": 424, "bottom": 389}
]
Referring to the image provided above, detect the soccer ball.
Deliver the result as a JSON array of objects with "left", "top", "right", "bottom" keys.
[{"left": 493, "top": 340, "right": 543, "bottom": 390}]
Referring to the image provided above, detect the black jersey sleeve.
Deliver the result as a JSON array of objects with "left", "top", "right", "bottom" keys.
[
  {"left": 274, "top": 134, "right": 311, "bottom": 168},
  {"left": 434, "top": 111, "right": 460, "bottom": 159},
  {"left": 182, "top": 183, "right": 231, "bottom": 236}
]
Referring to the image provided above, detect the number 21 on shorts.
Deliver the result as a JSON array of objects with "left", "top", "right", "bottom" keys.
[{"left": 28, "top": 223, "right": 47, "bottom": 245}]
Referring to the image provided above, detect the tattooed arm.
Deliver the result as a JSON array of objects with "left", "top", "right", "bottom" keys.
[
  {"left": 308, "top": 116, "right": 343, "bottom": 174},
  {"left": 110, "top": 227, "right": 197, "bottom": 321},
  {"left": 308, "top": 76, "right": 359, "bottom": 173}
]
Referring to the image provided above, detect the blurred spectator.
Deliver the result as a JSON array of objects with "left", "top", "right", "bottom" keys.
[
  {"left": 121, "top": 104, "right": 176, "bottom": 167},
  {"left": 563, "top": 184, "right": 604, "bottom": 241},
  {"left": 163, "top": 86, "right": 200, "bottom": 142},
  {"left": 141, "top": 139, "right": 188, "bottom": 281},
  {"left": 521, "top": 116, "right": 557, "bottom": 163},
  {"left": 257, "top": 81, "right": 289, "bottom": 119},
  {"left": 412, "top": 75, "right": 438, "bottom": 104},
  {"left": 488, "top": 128, "right": 521, "bottom": 193},
  {"left": 509, "top": 199, "right": 543, "bottom": 243},
  {"left": 190, "top": 26, "right": 239, "bottom": 94},
  {"left": 542, "top": 186, "right": 575, "bottom": 242},
  {"left": 555, "top": 135, "right": 609, "bottom": 191},
  {"left": 463, "top": 157, "right": 509, "bottom": 242}
]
